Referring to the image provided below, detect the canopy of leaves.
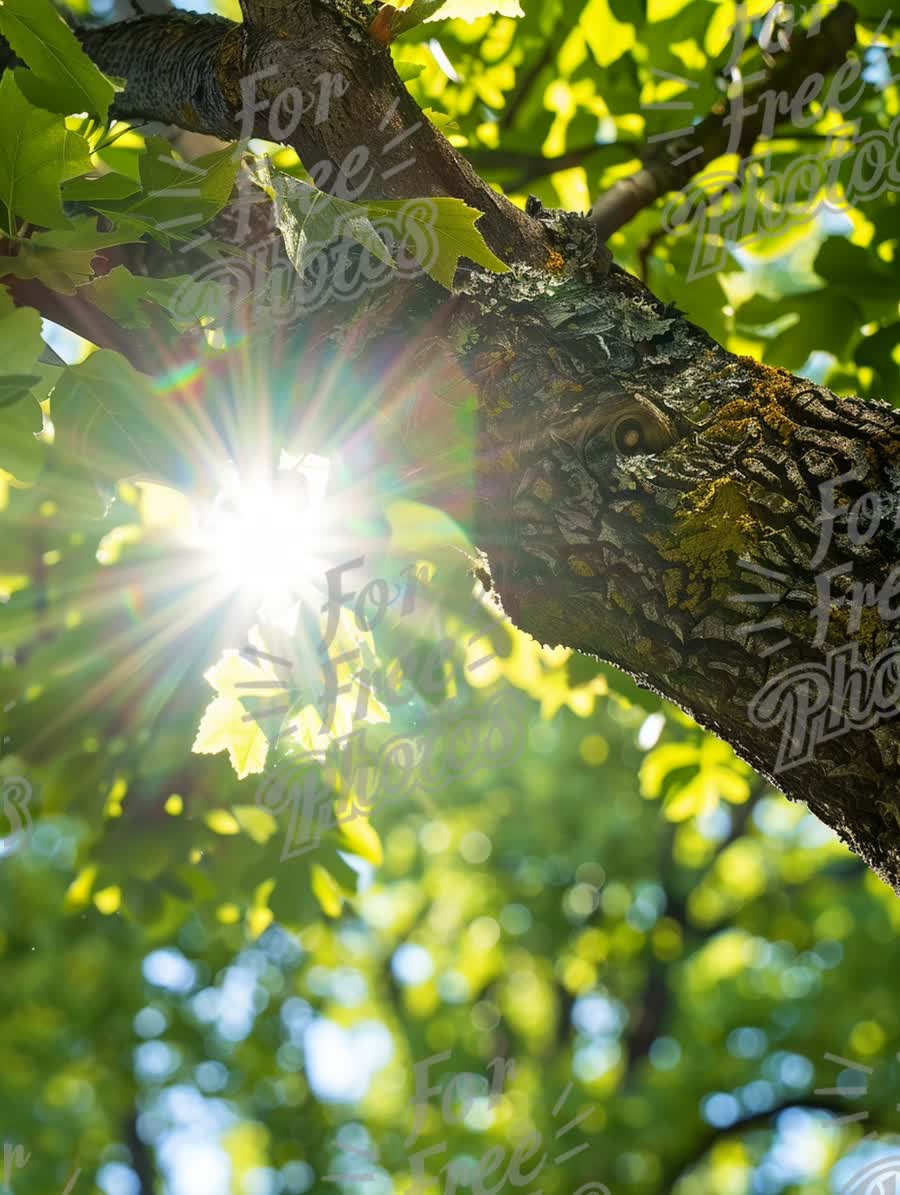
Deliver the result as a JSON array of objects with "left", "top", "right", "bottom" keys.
[{"left": 0, "top": 1, "right": 898, "bottom": 1194}]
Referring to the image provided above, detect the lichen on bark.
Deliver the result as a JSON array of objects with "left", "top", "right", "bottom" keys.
[{"left": 458, "top": 213, "right": 900, "bottom": 889}]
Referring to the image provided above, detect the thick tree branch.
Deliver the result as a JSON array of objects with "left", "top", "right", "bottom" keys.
[
  {"left": 3, "top": 0, "right": 899, "bottom": 896},
  {"left": 5, "top": 2, "right": 550, "bottom": 269},
  {"left": 467, "top": 223, "right": 900, "bottom": 889},
  {"left": 78, "top": 12, "right": 240, "bottom": 138},
  {"left": 590, "top": 1, "right": 859, "bottom": 238}
]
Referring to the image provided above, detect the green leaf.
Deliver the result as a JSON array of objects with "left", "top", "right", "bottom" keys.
[
  {"left": 269, "top": 861, "right": 319, "bottom": 927},
  {"left": 607, "top": 0, "right": 645, "bottom": 25},
  {"left": 0, "top": 290, "right": 46, "bottom": 482},
  {"left": 390, "top": 0, "right": 522, "bottom": 36},
  {"left": 335, "top": 816, "right": 383, "bottom": 866},
  {"left": 0, "top": 291, "right": 52, "bottom": 468},
  {"left": 96, "top": 139, "right": 241, "bottom": 246},
  {"left": 0, "top": 0, "right": 117, "bottom": 119},
  {"left": 50, "top": 350, "right": 185, "bottom": 483},
  {"left": 62, "top": 172, "right": 141, "bottom": 202},
  {"left": 256, "top": 165, "right": 507, "bottom": 290},
  {"left": 395, "top": 61, "right": 427, "bottom": 82},
  {"left": 310, "top": 862, "right": 345, "bottom": 917},
  {"left": 193, "top": 697, "right": 269, "bottom": 780},
  {"left": 255, "top": 162, "right": 395, "bottom": 274},
  {"left": 0, "top": 374, "right": 41, "bottom": 408},
  {"left": 0, "top": 73, "right": 93, "bottom": 231},
  {"left": 0, "top": 292, "right": 45, "bottom": 484},
  {"left": 0, "top": 391, "right": 43, "bottom": 482},
  {"left": 0, "top": 219, "right": 141, "bottom": 293},
  {"left": 0, "top": 287, "right": 45, "bottom": 374},
  {"left": 81, "top": 265, "right": 194, "bottom": 330},
  {"left": 365, "top": 196, "right": 509, "bottom": 289},
  {"left": 814, "top": 238, "right": 898, "bottom": 323},
  {"left": 764, "top": 292, "right": 860, "bottom": 372},
  {"left": 855, "top": 322, "right": 900, "bottom": 400}
]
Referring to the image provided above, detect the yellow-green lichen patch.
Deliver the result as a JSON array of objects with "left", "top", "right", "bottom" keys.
[
  {"left": 855, "top": 605, "right": 892, "bottom": 657},
  {"left": 750, "top": 362, "right": 799, "bottom": 442},
  {"left": 703, "top": 359, "right": 799, "bottom": 446},
  {"left": 868, "top": 430, "right": 900, "bottom": 466},
  {"left": 661, "top": 477, "right": 761, "bottom": 611},
  {"left": 480, "top": 390, "right": 514, "bottom": 419},
  {"left": 703, "top": 398, "right": 761, "bottom": 445},
  {"left": 568, "top": 554, "right": 595, "bottom": 577},
  {"left": 830, "top": 603, "right": 893, "bottom": 658},
  {"left": 663, "top": 568, "right": 683, "bottom": 609},
  {"left": 608, "top": 582, "right": 632, "bottom": 613}
]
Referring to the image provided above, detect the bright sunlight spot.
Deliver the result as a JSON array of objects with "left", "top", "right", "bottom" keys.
[{"left": 195, "top": 453, "right": 332, "bottom": 609}]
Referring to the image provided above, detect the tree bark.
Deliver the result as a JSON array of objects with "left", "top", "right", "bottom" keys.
[
  {"left": 7, "top": 1, "right": 900, "bottom": 890},
  {"left": 460, "top": 232, "right": 900, "bottom": 892}
]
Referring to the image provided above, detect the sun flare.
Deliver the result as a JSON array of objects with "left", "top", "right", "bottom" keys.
[{"left": 195, "top": 453, "right": 333, "bottom": 611}]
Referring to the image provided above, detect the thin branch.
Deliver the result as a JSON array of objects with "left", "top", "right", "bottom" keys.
[
  {"left": 125, "top": 1110, "right": 156, "bottom": 1195},
  {"left": 501, "top": 6, "right": 582, "bottom": 131},
  {"left": 622, "top": 780, "right": 769, "bottom": 1080},
  {"left": 664, "top": 1098, "right": 886, "bottom": 1191},
  {"left": 464, "top": 142, "right": 636, "bottom": 192},
  {"left": 4, "top": 274, "right": 194, "bottom": 375},
  {"left": 636, "top": 225, "right": 666, "bottom": 283},
  {"left": 590, "top": 1, "right": 859, "bottom": 237}
]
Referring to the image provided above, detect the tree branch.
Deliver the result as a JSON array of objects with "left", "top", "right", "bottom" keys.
[
  {"left": 78, "top": 12, "right": 241, "bottom": 138},
  {"left": 500, "top": 6, "right": 582, "bottom": 131},
  {"left": 5, "top": 276, "right": 156, "bottom": 371},
  {"left": 4, "top": 272, "right": 205, "bottom": 376},
  {"left": 124, "top": 1109, "right": 156, "bottom": 1195},
  {"left": 622, "top": 783, "right": 767, "bottom": 1082},
  {"left": 464, "top": 142, "right": 635, "bottom": 191},
  {"left": 590, "top": 1, "right": 859, "bottom": 238},
  {"left": 665, "top": 1098, "right": 883, "bottom": 1191},
  {"left": 1, "top": 3, "right": 550, "bottom": 268}
]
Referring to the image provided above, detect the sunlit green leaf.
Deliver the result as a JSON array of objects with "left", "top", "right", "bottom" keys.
[
  {"left": 0, "top": 73, "right": 92, "bottom": 230},
  {"left": 0, "top": 0, "right": 117, "bottom": 119}
]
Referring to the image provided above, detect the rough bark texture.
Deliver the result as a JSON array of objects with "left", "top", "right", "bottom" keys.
[
  {"left": 8, "top": 1, "right": 900, "bottom": 890},
  {"left": 455, "top": 216, "right": 900, "bottom": 891}
]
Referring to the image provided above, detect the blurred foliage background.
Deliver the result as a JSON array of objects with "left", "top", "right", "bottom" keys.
[{"left": 1, "top": 0, "right": 900, "bottom": 1194}]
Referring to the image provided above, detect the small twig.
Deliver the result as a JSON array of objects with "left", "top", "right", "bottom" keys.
[{"left": 636, "top": 226, "right": 666, "bottom": 284}]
